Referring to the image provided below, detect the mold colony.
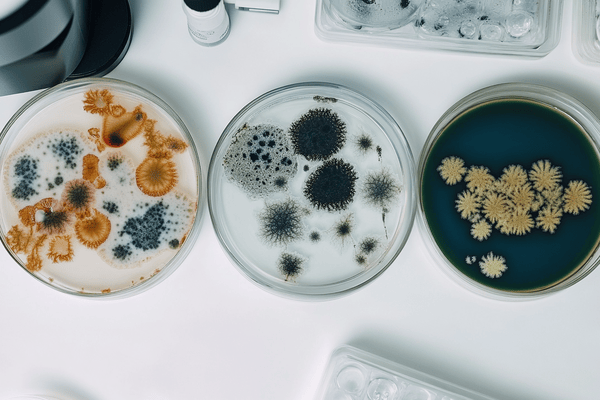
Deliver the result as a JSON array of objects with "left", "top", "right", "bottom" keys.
[
  {"left": 437, "top": 156, "right": 592, "bottom": 278},
  {"left": 1, "top": 87, "right": 198, "bottom": 294},
  {"left": 219, "top": 95, "right": 404, "bottom": 285}
]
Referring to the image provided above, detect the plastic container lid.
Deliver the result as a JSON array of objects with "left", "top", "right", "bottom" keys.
[
  {"left": 572, "top": 0, "right": 600, "bottom": 63},
  {"left": 316, "top": 345, "right": 498, "bottom": 400},
  {"left": 315, "top": 0, "right": 563, "bottom": 57}
]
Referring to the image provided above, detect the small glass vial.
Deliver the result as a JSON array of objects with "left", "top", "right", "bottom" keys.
[{"left": 182, "top": 0, "right": 230, "bottom": 46}]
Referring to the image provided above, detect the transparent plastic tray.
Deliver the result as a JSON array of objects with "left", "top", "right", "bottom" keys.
[
  {"left": 573, "top": 0, "right": 600, "bottom": 63},
  {"left": 316, "top": 345, "right": 497, "bottom": 400},
  {"left": 315, "top": 0, "right": 563, "bottom": 57}
]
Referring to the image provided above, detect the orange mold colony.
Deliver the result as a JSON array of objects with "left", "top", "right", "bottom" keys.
[
  {"left": 48, "top": 235, "right": 74, "bottom": 263},
  {"left": 136, "top": 157, "right": 178, "bottom": 197},
  {"left": 83, "top": 89, "right": 114, "bottom": 116},
  {"left": 75, "top": 209, "right": 111, "bottom": 249},
  {"left": 82, "top": 154, "right": 106, "bottom": 189},
  {"left": 34, "top": 198, "right": 72, "bottom": 236},
  {"left": 61, "top": 179, "right": 96, "bottom": 214},
  {"left": 102, "top": 105, "right": 147, "bottom": 148}
]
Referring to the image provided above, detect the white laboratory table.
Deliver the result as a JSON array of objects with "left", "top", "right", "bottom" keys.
[{"left": 0, "top": 0, "right": 599, "bottom": 399}]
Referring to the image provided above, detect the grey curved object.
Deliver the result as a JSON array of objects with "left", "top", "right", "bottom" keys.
[{"left": 0, "top": 0, "right": 88, "bottom": 95}]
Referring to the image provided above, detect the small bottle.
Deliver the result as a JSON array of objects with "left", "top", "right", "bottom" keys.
[{"left": 182, "top": 0, "right": 230, "bottom": 46}]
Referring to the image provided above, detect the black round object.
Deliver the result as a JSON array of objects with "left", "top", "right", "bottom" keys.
[
  {"left": 184, "top": 0, "right": 221, "bottom": 12},
  {"left": 68, "top": 0, "right": 132, "bottom": 79}
]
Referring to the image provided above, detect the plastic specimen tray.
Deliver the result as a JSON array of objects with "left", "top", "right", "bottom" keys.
[
  {"left": 573, "top": 0, "right": 600, "bottom": 63},
  {"left": 316, "top": 346, "right": 497, "bottom": 400},
  {"left": 315, "top": 0, "right": 563, "bottom": 57}
]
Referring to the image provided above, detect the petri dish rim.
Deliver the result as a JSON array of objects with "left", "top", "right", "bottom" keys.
[
  {"left": 0, "top": 77, "right": 205, "bottom": 299},
  {"left": 208, "top": 81, "right": 417, "bottom": 300},
  {"left": 417, "top": 82, "right": 600, "bottom": 300}
]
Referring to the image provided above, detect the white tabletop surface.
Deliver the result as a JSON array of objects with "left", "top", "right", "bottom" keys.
[{"left": 1, "top": 0, "right": 600, "bottom": 399}]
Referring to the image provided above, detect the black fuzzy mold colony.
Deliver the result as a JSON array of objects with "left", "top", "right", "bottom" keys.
[
  {"left": 304, "top": 158, "right": 358, "bottom": 211},
  {"left": 223, "top": 124, "right": 297, "bottom": 198},
  {"left": 103, "top": 201, "right": 119, "bottom": 214},
  {"left": 332, "top": 214, "right": 355, "bottom": 247},
  {"left": 363, "top": 169, "right": 401, "bottom": 210},
  {"left": 11, "top": 155, "right": 39, "bottom": 200},
  {"left": 119, "top": 202, "right": 167, "bottom": 251},
  {"left": 355, "top": 133, "right": 374, "bottom": 154},
  {"left": 113, "top": 244, "right": 133, "bottom": 261},
  {"left": 359, "top": 237, "right": 379, "bottom": 255},
  {"left": 289, "top": 108, "right": 346, "bottom": 161},
  {"left": 309, "top": 231, "right": 321, "bottom": 243},
  {"left": 51, "top": 136, "right": 82, "bottom": 170},
  {"left": 277, "top": 252, "right": 305, "bottom": 281},
  {"left": 259, "top": 199, "right": 305, "bottom": 246}
]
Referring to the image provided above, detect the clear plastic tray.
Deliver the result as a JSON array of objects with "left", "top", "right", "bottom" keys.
[
  {"left": 208, "top": 82, "right": 416, "bottom": 300},
  {"left": 315, "top": 0, "right": 563, "bottom": 57},
  {"left": 0, "top": 78, "right": 204, "bottom": 298},
  {"left": 573, "top": 0, "right": 600, "bottom": 63},
  {"left": 316, "top": 345, "right": 497, "bottom": 400}
]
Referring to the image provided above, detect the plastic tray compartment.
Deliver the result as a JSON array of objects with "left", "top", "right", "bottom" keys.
[
  {"left": 315, "top": 0, "right": 563, "bottom": 57},
  {"left": 573, "top": 0, "right": 600, "bottom": 63},
  {"left": 316, "top": 345, "right": 497, "bottom": 400}
]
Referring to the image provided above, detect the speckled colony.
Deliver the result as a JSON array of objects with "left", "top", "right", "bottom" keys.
[{"left": 223, "top": 124, "right": 297, "bottom": 197}]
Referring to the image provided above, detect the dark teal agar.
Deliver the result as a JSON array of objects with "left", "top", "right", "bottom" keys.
[{"left": 421, "top": 99, "right": 600, "bottom": 293}]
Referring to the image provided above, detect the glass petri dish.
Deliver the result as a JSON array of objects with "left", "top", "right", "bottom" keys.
[
  {"left": 208, "top": 82, "right": 416, "bottom": 299},
  {"left": 418, "top": 83, "right": 600, "bottom": 299},
  {"left": 0, "top": 78, "right": 203, "bottom": 298}
]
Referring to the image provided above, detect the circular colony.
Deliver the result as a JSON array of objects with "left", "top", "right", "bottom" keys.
[
  {"left": 209, "top": 82, "right": 416, "bottom": 299},
  {"left": 0, "top": 78, "right": 202, "bottom": 297}
]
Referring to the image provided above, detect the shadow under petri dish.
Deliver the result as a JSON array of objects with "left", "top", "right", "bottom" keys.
[{"left": 421, "top": 99, "right": 600, "bottom": 293}]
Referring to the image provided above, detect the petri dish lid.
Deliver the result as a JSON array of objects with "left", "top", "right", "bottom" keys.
[
  {"left": 208, "top": 82, "right": 417, "bottom": 299},
  {"left": 0, "top": 77, "right": 204, "bottom": 298}
]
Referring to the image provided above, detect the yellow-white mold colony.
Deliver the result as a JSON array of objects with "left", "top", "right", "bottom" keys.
[{"left": 438, "top": 157, "right": 592, "bottom": 278}]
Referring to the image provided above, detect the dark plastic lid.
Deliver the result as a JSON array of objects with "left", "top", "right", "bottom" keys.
[
  {"left": 68, "top": 0, "right": 132, "bottom": 80},
  {"left": 184, "top": 0, "right": 221, "bottom": 12}
]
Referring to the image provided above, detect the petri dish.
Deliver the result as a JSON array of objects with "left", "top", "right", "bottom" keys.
[
  {"left": 208, "top": 82, "right": 416, "bottom": 299},
  {"left": 0, "top": 78, "right": 203, "bottom": 298},
  {"left": 418, "top": 83, "right": 600, "bottom": 299}
]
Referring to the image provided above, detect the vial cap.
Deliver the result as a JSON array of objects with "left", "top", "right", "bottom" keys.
[{"left": 184, "top": 0, "right": 221, "bottom": 12}]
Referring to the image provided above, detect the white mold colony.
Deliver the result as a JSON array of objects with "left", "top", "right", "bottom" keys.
[{"left": 223, "top": 124, "right": 297, "bottom": 198}]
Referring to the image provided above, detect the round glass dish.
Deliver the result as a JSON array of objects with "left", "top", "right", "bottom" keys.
[
  {"left": 0, "top": 78, "right": 203, "bottom": 298},
  {"left": 208, "top": 82, "right": 416, "bottom": 299},
  {"left": 418, "top": 83, "right": 600, "bottom": 299}
]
